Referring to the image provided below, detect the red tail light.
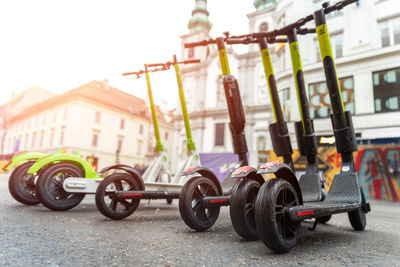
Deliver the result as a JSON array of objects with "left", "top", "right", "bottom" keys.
[
  {"left": 210, "top": 199, "right": 228, "bottom": 204},
  {"left": 297, "top": 210, "right": 314, "bottom": 216},
  {"left": 2, "top": 160, "right": 13, "bottom": 170}
]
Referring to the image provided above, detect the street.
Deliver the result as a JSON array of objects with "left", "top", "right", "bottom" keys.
[{"left": 0, "top": 173, "right": 399, "bottom": 266}]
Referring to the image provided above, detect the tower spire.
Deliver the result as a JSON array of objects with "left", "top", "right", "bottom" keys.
[
  {"left": 188, "top": 0, "right": 212, "bottom": 33},
  {"left": 254, "top": 0, "right": 276, "bottom": 11}
]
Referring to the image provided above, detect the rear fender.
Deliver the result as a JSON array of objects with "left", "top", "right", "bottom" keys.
[
  {"left": 258, "top": 161, "right": 303, "bottom": 204},
  {"left": 100, "top": 164, "right": 144, "bottom": 190},
  {"left": 2, "top": 152, "right": 46, "bottom": 170},
  {"left": 182, "top": 165, "right": 222, "bottom": 195},
  {"left": 231, "top": 166, "right": 264, "bottom": 185},
  {"left": 27, "top": 154, "right": 100, "bottom": 178}
]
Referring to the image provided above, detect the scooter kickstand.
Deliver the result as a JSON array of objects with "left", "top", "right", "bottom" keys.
[{"left": 309, "top": 219, "right": 318, "bottom": 231}]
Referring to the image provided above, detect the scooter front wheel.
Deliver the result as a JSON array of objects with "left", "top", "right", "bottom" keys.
[
  {"left": 8, "top": 161, "right": 40, "bottom": 205},
  {"left": 36, "top": 162, "right": 85, "bottom": 211},
  {"left": 179, "top": 177, "right": 220, "bottom": 231},
  {"left": 348, "top": 187, "right": 367, "bottom": 231},
  {"left": 255, "top": 178, "right": 300, "bottom": 253},
  {"left": 229, "top": 179, "right": 260, "bottom": 240},
  {"left": 95, "top": 173, "right": 141, "bottom": 220}
]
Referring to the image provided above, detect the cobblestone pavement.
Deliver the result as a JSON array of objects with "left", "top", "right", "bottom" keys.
[{"left": 0, "top": 173, "right": 399, "bottom": 266}]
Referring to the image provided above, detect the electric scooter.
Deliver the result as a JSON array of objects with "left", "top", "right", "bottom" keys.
[
  {"left": 28, "top": 58, "right": 200, "bottom": 213},
  {"left": 178, "top": 36, "right": 265, "bottom": 235},
  {"left": 250, "top": 0, "right": 370, "bottom": 253},
  {"left": 221, "top": 31, "right": 330, "bottom": 241},
  {"left": 95, "top": 57, "right": 202, "bottom": 220}
]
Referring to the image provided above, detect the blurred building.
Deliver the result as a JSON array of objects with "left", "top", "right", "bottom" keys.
[
  {"left": 0, "top": 80, "right": 176, "bottom": 170},
  {"left": 179, "top": 0, "right": 400, "bottom": 167}
]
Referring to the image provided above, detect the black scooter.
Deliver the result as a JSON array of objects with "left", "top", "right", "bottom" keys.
[
  {"left": 251, "top": 0, "right": 370, "bottom": 253},
  {"left": 179, "top": 36, "right": 265, "bottom": 236}
]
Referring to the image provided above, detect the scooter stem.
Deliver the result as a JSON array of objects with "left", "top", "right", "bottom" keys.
[
  {"left": 173, "top": 58, "right": 196, "bottom": 152},
  {"left": 144, "top": 65, "right": 164, "bottom": 152}
]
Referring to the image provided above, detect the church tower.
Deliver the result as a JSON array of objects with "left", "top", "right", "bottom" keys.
[{"left": 181, "top": 0, "right": 212, "bottom": 62}]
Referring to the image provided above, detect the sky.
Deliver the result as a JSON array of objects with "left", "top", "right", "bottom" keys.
[{"left": 0, "top": 0, "right": 255, "bottom": 108}]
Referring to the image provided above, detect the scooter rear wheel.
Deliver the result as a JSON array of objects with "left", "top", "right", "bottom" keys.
[
  {"left": 255, "top": 178, "right": 300, "bottom": 253},
  {"left": 95, "top": 173, "right": 141, "bottom": 220},
  {"left": 8, "top": 161, "right": 40, "bottom": 205},
  {"left": 179, "top": 177, "right": 220, "bottom": 231},
  {"left": 230, "top": 179, "right": 260, "bottom": 240},
  {"left": 36, "top": 162, "right": 85, "bottom": 211},
  {"left": 348, "top": 187, "right": 367, "bottom": 231}
]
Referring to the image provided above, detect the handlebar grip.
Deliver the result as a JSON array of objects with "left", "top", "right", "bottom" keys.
[
  {"left": 183, "top": 59, "right": 201, "bottom": 64},
  {"left": 147, "top": 63, "right": 165, "bottom": 68},
  {"left": 122, "top": 72, "right": 139, "bottom": 76},
  {"left": 226, "top": 38, "right": 256, "bottom": 45}
]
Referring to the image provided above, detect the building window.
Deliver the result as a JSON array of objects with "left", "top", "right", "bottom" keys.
[
  {"left": 137, "top": 140, "right": 143, "bottom": 155},
  {"left": 60, "top": 127, "right": 65, "bottom": 145},
  {"left": 53, "top": 111, "right": 57, "bottom": 123},
  {"left": 278, "top": 88, "right": 290, "bottom": 121},
  {"left": 315, "top": 33, "right": 343, "bottom": 61},
  {"left": 92, "top": 133, "right": 99, "bottom": 147},
  {"left": 188, "top": 47, "right": 194, "bottom": 59},
  {"left": 117, "top": 138, "right": 123, "bottom": 153},
  {"left": 216, "top": 75, "right": 226, "bottom": 106},
  {"left": 120, "top": 119, "right": 125, "bottom": 129},
  {"left": 379, "top": 17, "right": 400, "bottom": 47},
  {"left": 165, "top": 132, "right": 169, "bottom": 140},
  {"left": 277, "top": 46, "right": 286, "bottom": 71},
  {"left": 95, "top": 111, "right": 101, "bottom": 123},
  {"left": 259, "top": 22, "right": 269, "bottom": 32},
  {"left": 63, "top": 107, "right": 68, "bottom": 120},
  {"left": 40, "top": 130, "right": 44, "bottom": 147},
  {"left": 315, "top": 39, "right": 321, "bottom": 62},
  {"left": 308, "top": 77, "right": 355, "bottom": 119},
  {"left": 139, "top": 125, "right": 144, "bottom": 135},
  {"left": 214, "top": 123, "right": 225, "bottom": 146},
  {"left": 373, "top": 67, "right": 400, "bottom": 113},
  {"left": 331, "top": 33, "right": 343, "bottom": 58},
  {"left": 49, "top": 129, "right": 54, "bottom": 146},
  {"left": 31, "top": 132, "right": 36, "bottom": 148}
]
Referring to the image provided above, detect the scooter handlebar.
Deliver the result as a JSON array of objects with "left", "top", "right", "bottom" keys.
[
  {"left": 184, "top": 39, "right": 216, "bottom": 48},
  {"left": 226, "top": 37, "right": 257, "bottom": 45},
  {"left": 324, "top": 0, "right": 359, "bottom": 14}
]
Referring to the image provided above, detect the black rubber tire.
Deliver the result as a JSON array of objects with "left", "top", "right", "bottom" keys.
[
  {"left": 229, "top": 179, "right": 261, "bottom": 241},
  {"left": 166, "top": 198, "right": 173, "bottom": 205},
  {"left": 179, "top": 177, "right": 220, "bottom": 231},
  {"left": 255, "top": 178, "right": 301, "bottom": 254},
  {"left": 95, "top": 173, "right": 141, "bottom": 220},
  {"left": 348, "top": 188, "right": 367, "bottom": 231},
  {"left": 8, "top": 161, "right": 40, "bottom": 205},
  {"left": 317, "top": 215, "right": 332, "bottom": 224},
  {"left": 36, "top": 162, "right": 85, "bottom": 211}
]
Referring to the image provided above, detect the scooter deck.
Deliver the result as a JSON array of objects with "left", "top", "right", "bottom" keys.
[
  {"left": 298, "top": 163, "right": 322, "bottom": 202},
  {"left": 220, "top": 176, "right": 239, "bottom": 195},
  {"left": 289, "top": 170, "right": 362, "bottom": 221},
  {"left": 64, "top": 178, "right": 183, "bottom": 194},
  {"left": 288, "top": 201, "right": 360, "bottom": 221}
]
